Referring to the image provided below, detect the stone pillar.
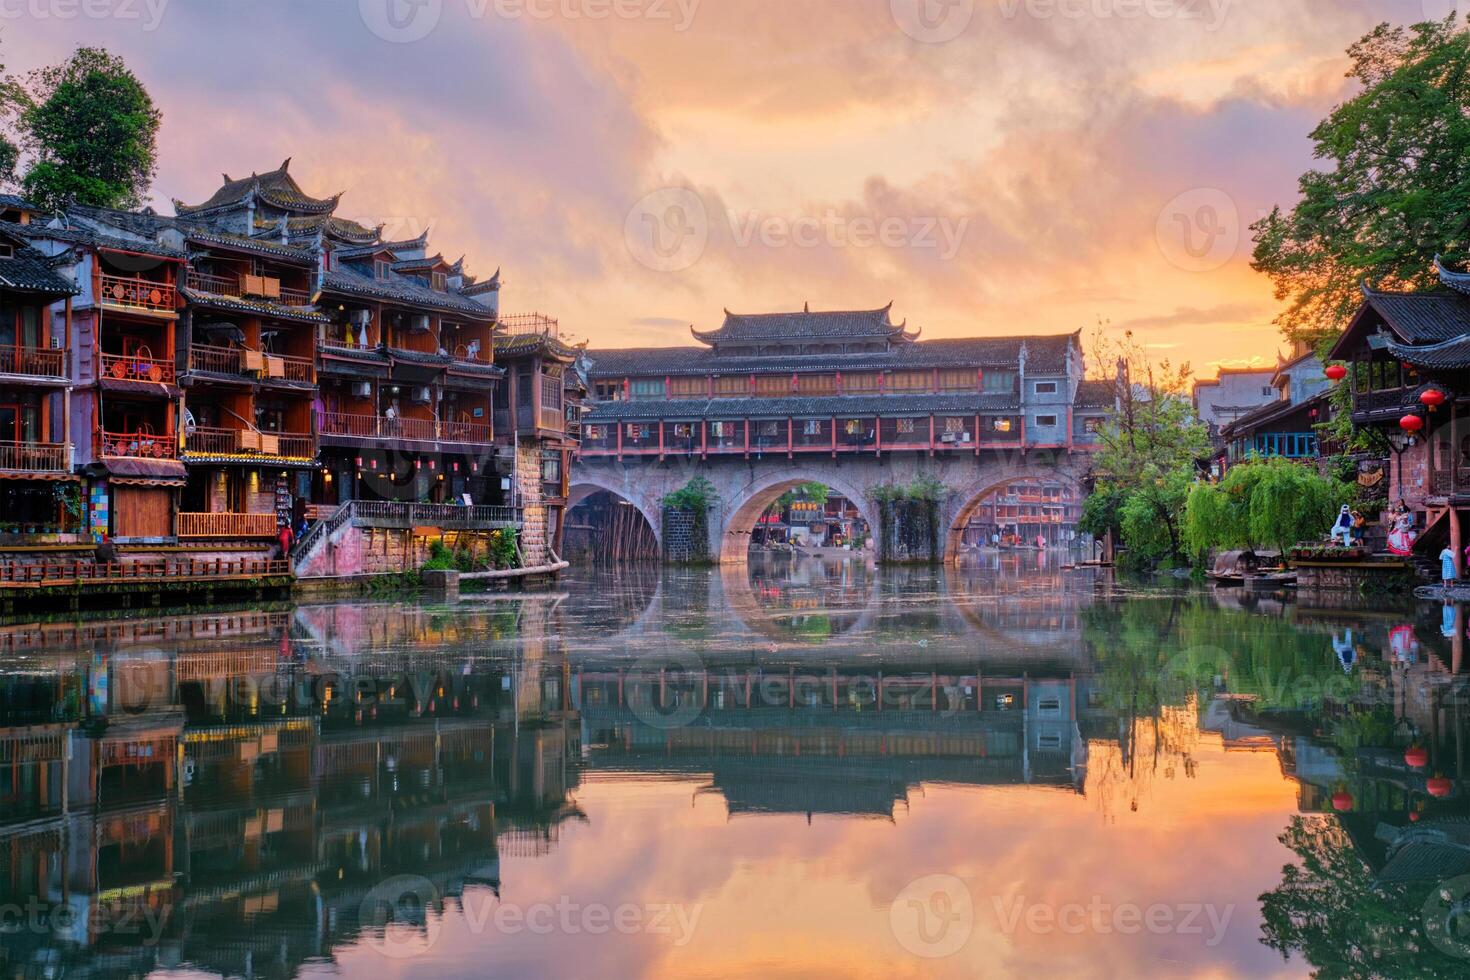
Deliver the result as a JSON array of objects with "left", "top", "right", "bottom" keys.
[{"left": 515, "top": 442, "right": 551, "bottom": 567}]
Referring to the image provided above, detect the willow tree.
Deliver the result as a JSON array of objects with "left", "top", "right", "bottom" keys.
[{"left": 1185, "top": 458, "right": 1345, "bottom": 559}]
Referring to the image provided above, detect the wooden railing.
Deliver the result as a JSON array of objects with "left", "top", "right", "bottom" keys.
[
  {"left": 351, "top": 500, "right": 521, "bottom": 529},
  {"left": 318, "top": 412, "right": 492, "bottom": 445},
  {"left": 0, "top": 441, "right": 68, "bottom": 473},
  {"left": 188, "top": 344, "right": 314, "bottom": 384},
  {"left": 184, "top": 426, "right": 315, "bottom": 458},
  {"left": 188, "top": 343, "right": 244, "bottom": 375},
  {"left": 178, "top": 512, "right": 280, "bottom": 539},
  {"left": 98, "top": 275, "right": 177, "bottom": 315},
  {"left": 98, "top": 429, "right": 176, "bottom": 459},
  {"left": 0, "top": 344, "right": 65, "bottom": 378},
  {"left": 266, "top": 352, "right": 315, "bottom": 384},
  {"left": 187, "top": 271, "right": 312, "bottom": 307},
  {"left": 100, "top": 351, "right": 175, "bottom": 385},
  {"left": 0, "top": 558, "right": 291, "bottom": 588}
]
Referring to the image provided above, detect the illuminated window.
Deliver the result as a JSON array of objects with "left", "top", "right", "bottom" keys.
[{"left": 991, "top": 417, "right": 1014, "bottom": 433}]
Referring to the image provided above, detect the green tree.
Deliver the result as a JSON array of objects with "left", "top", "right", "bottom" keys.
[
  {"left": 1117, "top": 464, "right": 1195, "bottom": 568},
  {"left": 1252, "top": 17, "right": 1470, "bottom": 348},
  {"left": 1184, "top": 458, "right": 1346, "bottom": 558},
  {"left": 20, "top": 47, "right": 160, "bottom": 209}
]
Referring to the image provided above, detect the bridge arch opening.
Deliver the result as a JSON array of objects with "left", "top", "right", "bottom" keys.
[
  {"left": 720, "top": 476, "right": 880, "bottom": 564},
  {"left": 946, "top": 475, "right": 1087, "bottom": 563},
  {"left": 566, "top": 484, "right": 661, "bottom": 563}
]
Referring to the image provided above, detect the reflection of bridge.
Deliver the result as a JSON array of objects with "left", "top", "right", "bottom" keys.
[{"left": 574, "top": 309, "right": 1111, "bottom": 562}]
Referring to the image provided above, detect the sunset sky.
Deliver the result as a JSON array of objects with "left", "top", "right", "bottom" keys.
[{"left": 6, "top": 0, "right": 1450, "bottom": 377}]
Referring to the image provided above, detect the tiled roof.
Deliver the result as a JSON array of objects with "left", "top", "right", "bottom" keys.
[
  {"left": 694, "top": 305, "right": 906, "bottom": 344},
  {"left": 1074, "top": 379, "right": 1118, "bottom": 410},
  {"left": 584, "top": 392, "right": 1021, "bottom": 422},
  {"left": 1362, "top": 288, "right": 1470, "bottom": 345},
  {"left": 462, "top": 269, "right": 500, "bottom": 296},
  {"left": 66, "top": 202, "right": 174, "bottom": 239},
  {"left": 322, "top": 267, "right": 493, "bottom": 318},
  {"left": 1386, "top": 335, "right": 1470, "bottom": 370},
  {"left": 494, "top": 332, "right": 579, "bottom": 361},
  {"left": 186, "top": 229, "right": 317, "bottom": 263},
  {"left": 1219, "top": 390, "right": 1329, "bottom": 439},
  {"left": 270, "top": 214, "right": 382, "bottom": 245},
  {"left": 335, "top": 231, "right": 429, "bottom": 261},
  {"left": 180, "top": 287, "right": 330, "bottom": 324},
  {"left": 175, "top": 159, "right": 340, "bottom": 216},
  {"left": 393, "top": 253, "right": 449, "bottom": 273},
  {"left": 8, "top": 217, "right": 187, "bottom": 260},
  {"left": 0, "top": 229, "right": 79, "bottom": 295},
  {"left": 585, "top": 333, "right": 1076, "bottom": 378},
  {"left": 0, "top": 193, "right": 39, "bottom": 211}
]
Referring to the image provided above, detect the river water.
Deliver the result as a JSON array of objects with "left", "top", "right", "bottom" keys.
[{"left": 2, "top": 556, "right": 1468, "bottom": 978}]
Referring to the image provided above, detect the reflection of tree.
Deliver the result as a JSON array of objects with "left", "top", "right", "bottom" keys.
[{"left": 1260, "top": 816, "right": 1466, "bottom": 978}]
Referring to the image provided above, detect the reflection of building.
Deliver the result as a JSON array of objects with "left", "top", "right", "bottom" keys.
[{"left": 961, "top": 481, "right": 1083, "bottom": 547}]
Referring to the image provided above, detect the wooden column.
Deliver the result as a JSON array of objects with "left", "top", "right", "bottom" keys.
[{"left": 1453, "top": 507, "right": 1464, "bottom": 580}]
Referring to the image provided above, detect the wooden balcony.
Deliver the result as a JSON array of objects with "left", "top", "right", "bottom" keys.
[
  {"left": 318, "top": 412, "right": 493, "bottom": 445},
  {"left": 0, "top": 344, "right": 65, "bottom": 380},
  {"left": 188, "top": 343, "right": 245, "bottom": 376},
  {"left": 184, "top": 426, "right": 316, "bottom": 459},
  {"left": 0, "top": 441, "right": 70, "bottom": 473},
  {"left": 498, "top": 313, "right": 559, "bottom": 339},
  {"left": 188, "top": 343, "right": 315, "bottom": 384},
  {"left": 98, "top": 430, "right": 176, "bottom": 460},
  {"left": 98, "top": 275, "right": 177, "bottom": 317},
  {"left": 178, "top": 512, "right": 280, "bottom": 539},
  {"left": 100, "top": 351, "right": 176, "bottom": 386},
  {"left": 0, "top": 557, "right": 291, "bottom": 590},
  {"left": 187, "top": 271, "right": 313, "bottom": 307}
]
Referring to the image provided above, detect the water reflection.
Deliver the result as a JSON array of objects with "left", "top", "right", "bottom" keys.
[{"left": 1, "top": 560, "right": 1468, "bottom": 977}]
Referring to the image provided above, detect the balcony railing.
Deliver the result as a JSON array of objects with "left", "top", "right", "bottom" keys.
[
  {"left": 498, "top": 313, "right": 559, "bottom": 340},
  {"left": 188, "top": 344, "right": 315, "bottom": 384},
  {"left": 188, "top": 343, "right": 245, "bottom": 375},
  {"left": 187, "top": 271, "right": 313, "bottom": 307},
  {"left": 351, "top": 501, "right": 521, "bottom": 530},
  {"left": 318, "top": 412, "right": 493, "bottom": 445},
  {"left": 0, "top": 441, "right": 69, "bottom": 473},
  {"left": 100, "top": 351, "right": 176, "bottom": 385},
  {"left": 580, "top": 414, "right": 1028, "bottom": 457},
  {"left": 98, "top": 429, "right": 176, "bottom": 460},
  {"left": 0, "top": 558, "right": 291, "bottom": 588},
  {"left": 184, "top": 426, "right": 315, "bottom": 459},
  {"left": 98, "top": 275, "right": 177, "bottom": 315},
  {"left": 0, "top": 344, "right": 65, "bottom": 379},
  {"left": 178, "top": 512, "right": 280, "bottom": 539}
]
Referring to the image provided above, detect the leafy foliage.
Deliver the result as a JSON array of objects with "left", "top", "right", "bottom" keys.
[
  {"left": 19, "top": 47, "right": 159, "bottom": 209},
  {"left": 1251, "top": 17, "right": 1470, "bottom": 347},
  {"left": 1185, "top": 457, "right": 1347, "bottom": 558},
  {"left": 662, "top": 475, "right": 720, "bottom": 513}
]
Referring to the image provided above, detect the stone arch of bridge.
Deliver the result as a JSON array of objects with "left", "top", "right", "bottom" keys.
[
  {"left": 719, "top": 472, "right": 881, "bottom": 565},
  {"left": 568, "top": 477, "right": 664, "bottom": 549},
  {"left": 942, "top": 462, "right": 1090, "bottom": 564}
]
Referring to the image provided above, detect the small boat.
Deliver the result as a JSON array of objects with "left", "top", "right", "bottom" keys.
[{"left": 1208, "top": 549, "right": 1277, "bottom": 586}]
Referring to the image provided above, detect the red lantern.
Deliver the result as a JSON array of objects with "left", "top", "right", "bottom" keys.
[
  {"left": 1332, "top": 790, "right": 1355, "bottom": 812},
  {"left": 1428, "top": 776, "right": 1453, "bottom": 799},
  {"left": 1401, "top": 414, "right": 1425, "bottom": 433},
  {"left": 1410, "top": 811, "right": 1422, "bottom": 822},
  {"left": 1325, "top": 364, "right": 1348, "bottom": 382},
  {"left": 1421, "top": 389, "right": 1447, "bottom": 409},
  {"left": 1406, "top": 746, "right": 1430, "bottom": 769}
]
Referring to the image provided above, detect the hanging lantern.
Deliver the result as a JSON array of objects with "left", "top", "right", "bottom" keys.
[
  {"left": 1401, "top": 414, "right": 1425, "bottom": 433},
  {"left": 1406, "top": 746, "right": 1430, "bottom": 769},
  {"left": 1410, "top": 811, "right": 1422, "bottom": 822},
  {"left": 1332, "top": 790, "right": 1355, "bottom": 812},
  {"left": 1325, "top": 364, "right": 1348, "bottom": 382},
  {"left": 1427, "top": 776, "right": 1453, "bottom": 799},
  {"left": 1420, "top": 389, "right": 1447, "bottom": 409}
]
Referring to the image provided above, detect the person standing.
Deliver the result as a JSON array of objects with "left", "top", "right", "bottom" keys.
[{"left": 1442, "top": 544, "right": 1458, "bottom": 587}]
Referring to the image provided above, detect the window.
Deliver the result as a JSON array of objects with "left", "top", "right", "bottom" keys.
[
  {"left": 1035, "top": 381, "right": 1058, "bottom": 395},
  {"left": 673, "top": 423, "right": 694, "bottom": 439},
  {"left": 991, "top": 417, "right": 1014, "bottom": 433},
  {"left": 1084, "top": 417, "right": 1104, "bottom": 434},
  {"left": 982, "top": 370, "right": 1017, "bottom": 393},
  {"left": 670, "top": 377, "right": 706, "bottom": 398},
  {"left": 938, "top": 368, "right": 976, "bottom": 391},
  {"left": 374, "top": 259, "right": 392, "bottom": 280},
  {"left": 945, "top": 417, "right": 967, "bottom": 434},
  {"left": 896, "top": 418, "right": 916, "bottom": 435},
  {"left": 1038, "top": 697, "right": 1062, "bottom": 713},
  {"left": 630, "top": 379, "right": 664, "bottom": 401},
  {"left": 753, "top": 375, "right": 792, "bottom": 396},
  {"left": 803, "top": 420, "right": 823, "bottom": 436},
  {"left": 1262, "top": 386, "right": 1274, "bottom": 397},
  {"left": 888, "top": 370, "right": 930, "bottom": 392},
  {"left": 585, "top": 424, "right": 605, "bottom": 441},
  {"left": 757, "top": 421, "right": 781, "bottom": 438},
  {"left": 625, "top": 424, "right": 650, "bottom": 440},
  {"left": 713, "top": 375, "right": 747, "bottom": 397},
  {"left": 844, "top": 419, "right": 862, "bottom": 436},
  {"left": 431, "top": 271, "right": 448, "bottom": 292},
  {"left": 1036, "top": 415, "right": 1058, "bottom": 428},
  {"left": 844, "top": 372, "right": 881, "bottom": 393},
  {"left": 797, "top": 374, "right": 838, "bottom": 395}
]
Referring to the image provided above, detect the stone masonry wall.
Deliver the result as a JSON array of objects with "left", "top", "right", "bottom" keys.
[{"left": 515, "top": 442, "right": 552, "bottom": 567}]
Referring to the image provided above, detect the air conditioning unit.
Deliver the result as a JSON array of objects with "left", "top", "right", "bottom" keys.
[
  {"left": 941, "top": 433, "right": 958, "bottom": 445},
  {"left": 348, "top": 310, "right": 371, "bottom": 327},
  {"left": 350, "top": 381, "right": 373, "bottom": 399},
  {"left": 960, "top": 432, "right": 973, "bottom": 444},
  {"left": 410, "top": 386, "right": 432, "bottom": 404}
]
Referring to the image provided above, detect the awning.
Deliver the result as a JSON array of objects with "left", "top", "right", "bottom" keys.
[
  {"left": 90, "top": 457, "right": 188, "bottom": 485},
  {"left": 110, "top": 477, "right": 186, "bottom": 488},
  {"left": 0, "top": 470, "right": 80, "bottom": 483}
]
